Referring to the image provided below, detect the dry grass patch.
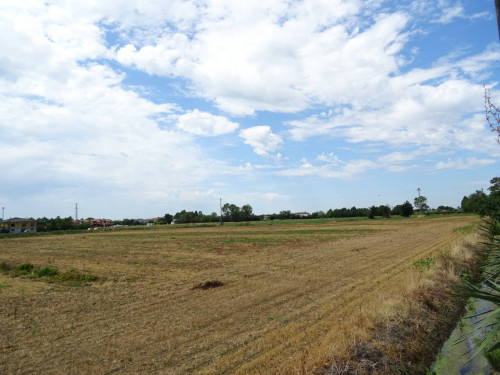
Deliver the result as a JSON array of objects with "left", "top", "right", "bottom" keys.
[{"left": 0, "top": 215, "right": 481, "bottom": 374}]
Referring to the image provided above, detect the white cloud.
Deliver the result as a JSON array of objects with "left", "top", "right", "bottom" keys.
[
  {"left": 0, "top": 2, "right": 238, "bottom": 217},
  {"left": 0, "top": 0, "right": 499, "bottom": 217},
  {"left": 239, "top": 126, "right": 283, "bottom": 156},
  {"left": 433, "top": 5, "right": 464, "bottom": 24},
  {"left": 435, "top": 158, "right": 496, "bottom": 170},
  {"left": 176, "top": 109, "right": 239, "bottom": 136},
  {"left": 317, "top": 152, "right": 341, "bottom": 165},
  {"left": 278, "top": 149, "right": 427, "bottom": 179},
  {"left": 286, "top": 73, "right": 500, "bottom": 157},
  {"left": 113, "top": 2, "right": 411, "bottom": 115},
  {"left": 430, "top": 3, "right": 490, "bottom": 24}
]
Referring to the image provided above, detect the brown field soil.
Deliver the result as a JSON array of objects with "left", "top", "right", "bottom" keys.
[{"left": 0, "top": 215, "right": 479, "bottom": 374}]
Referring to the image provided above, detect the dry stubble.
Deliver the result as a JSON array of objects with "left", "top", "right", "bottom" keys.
[{"left": 0, "top": 216, "right": 478, "bottom": 374}]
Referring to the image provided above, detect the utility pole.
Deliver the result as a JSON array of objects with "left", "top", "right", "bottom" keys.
[
  {"left": 417, "top": 188, "right": 422, "bottom": 215},
  {"left": 75, "top": 203, "right": 78, "bottom": 222}
]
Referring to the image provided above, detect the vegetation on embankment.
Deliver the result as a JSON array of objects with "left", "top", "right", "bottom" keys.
[{"left": 323, "top": 223, "right": 485, "bottom": 374}]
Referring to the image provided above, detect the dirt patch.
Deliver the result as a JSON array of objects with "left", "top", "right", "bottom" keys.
[{"left": 192, "top": 280, "right": 224, "bottom": 290}]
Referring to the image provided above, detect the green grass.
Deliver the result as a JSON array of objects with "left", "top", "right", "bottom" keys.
[
  {"left": 0, "top": 262, "right": 11, "bottom": 273},
  {"left": 14, "top": 263, "right": 35, "bottom": 276},
  {"left": 412, "top": 257, "right": 436, "bottom": 272},
  {"left": 0, "top": 261, "right": 97, "bottom": 285},
  {"left": 33, "top": 267, "right": 58, "bottom": 278},
  {"left": 453, "top": 224, "right": 477, "bottom": 234},
  {"left": 57, "top": 269, "right": 97, "bottom": 285},
  {"left": 485, "top": 346, "right": 500, "bottom": 370}
]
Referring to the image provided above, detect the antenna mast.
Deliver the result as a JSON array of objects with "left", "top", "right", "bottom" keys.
[{"left": 75, "top": 203, "right": 78, "bottom": 221}]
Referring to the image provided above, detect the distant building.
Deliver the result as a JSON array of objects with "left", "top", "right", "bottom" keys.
[
  {"left": 0, "top": 218, "right": 37, "bottom": 233},
  {"left": 295, "top": 212, "right": 310, "bottom": 217},
  {"left": 90, "top": 219, "right": 113, "bottom": 228}
]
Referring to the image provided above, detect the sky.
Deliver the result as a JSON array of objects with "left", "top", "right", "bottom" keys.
[{"left": 1, "top": 0, "right": 500, "bottom": 220}]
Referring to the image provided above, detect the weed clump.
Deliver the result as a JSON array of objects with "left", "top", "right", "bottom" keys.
[
  {"left": 14, "top": 263, "right": 35, "bottom": 276},
  {"left": 412, "top": 257, "right": 436, "bottom": 272},
  {"left": 0, "top": 262, "right": 11, "bottom": 273},
  {"left": 33, "top": 267, "right": 58, "bottom": 278},
  {"left": 58, "top": 269, "right": 97, "bottom": 285},
  {"left": 0, "top": 262, "right": 97, "bottom": 285}
]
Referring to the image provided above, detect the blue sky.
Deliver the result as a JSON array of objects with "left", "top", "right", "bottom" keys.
[{"left": 1, "top": 0, "right": 499, "bottom": 220}]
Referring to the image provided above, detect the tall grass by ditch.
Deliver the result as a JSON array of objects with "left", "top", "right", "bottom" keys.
[{"left": 325, "top": 226, "right": 486, "bottom": 374}]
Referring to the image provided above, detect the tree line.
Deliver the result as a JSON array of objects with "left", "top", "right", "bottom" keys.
[
  {"left": 29, "top": 183, "right": 500, "bottom": 232},
  {"left": 461, "top": 177, "right": 500, "bottom": 221}
]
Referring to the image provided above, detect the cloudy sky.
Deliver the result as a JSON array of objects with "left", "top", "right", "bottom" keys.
[{"left": 1, "top": 0, "right": 499, "bottom": 220}]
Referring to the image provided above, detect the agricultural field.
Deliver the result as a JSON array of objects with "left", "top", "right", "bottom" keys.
[{"left": 0, "top": 215, "right": 480, "bottom": 374}]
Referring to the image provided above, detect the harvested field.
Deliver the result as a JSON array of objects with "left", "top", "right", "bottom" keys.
[{"left": 0, "top": 215, "right": 479, "bottom": 374}]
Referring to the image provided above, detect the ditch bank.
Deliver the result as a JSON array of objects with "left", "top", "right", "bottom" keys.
[
  {"left": 430, "top": 297, "right": 496, "bottom": 374},
  {"left": 321, "top": 231, "right": 486, "bottom": 375}
]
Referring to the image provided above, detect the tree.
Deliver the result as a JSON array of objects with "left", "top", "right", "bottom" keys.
[
  {"left": 466, "top": 190, "right": 488, "bottom": 216},
  {"left": 368, "top": 206, "right": 377, "bottom": 219},
  {"left": 490, "top": 177, "right": 500, "bottom": 193},
  {"left": 461, "top": 196, "right": 471, "bottom": 212},
  {"left": 157, "top": 213, "right": 173, "bottom": 224},
  {"left": 278, "top": 210, "right": 292, "bottom": 220},
  {"left": 414, "top": 196, "right": 429, "bottom": 214},
  {"left": 222, "top": 203, "right": 241, "bottom": 222},
  {"left": 241, "top": 204, "right": 254, "bottom": 221},
  {"left": 391, "top": 205, "right": 403, "bottom": 216},
  {"left": 401, "top": 201, "right": 414, "bottom": 217},
  {"left": 486, "top": 177, "right": 500, "bottom": 221},
  {"left": 36, "top": 216, "right": 74, "bottom": 231},
  {"left": 379, "top": 205, "right": 391, "bottom": 218}
]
